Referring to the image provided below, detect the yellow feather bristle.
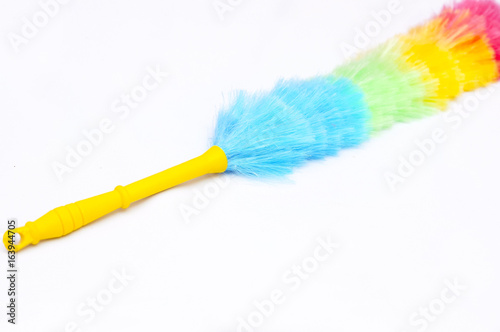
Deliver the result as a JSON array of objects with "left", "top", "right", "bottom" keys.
[{"left": 399, "top": 21, "right": 462, "bottom": 109}]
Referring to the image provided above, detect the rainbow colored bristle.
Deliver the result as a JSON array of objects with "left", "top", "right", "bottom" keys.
[
  {"left": 333, "top": 40, "right": 438, "bottom": 132},
  {"left": 455, "top": 0, "right": 500, "bottom": 65},
  {"left": 438, "top": 5, "right": 499, "bottom": 90},
  {"left": 214, "top": 0, "right": 500, "bottom": 178},
  {"left": 332, "top": 0, "right": 500, "bottom": 132}
]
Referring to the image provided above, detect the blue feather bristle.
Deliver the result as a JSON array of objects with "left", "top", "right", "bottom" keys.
[{"left": 213, "top": 77, "right": 370, "bottom": 177}]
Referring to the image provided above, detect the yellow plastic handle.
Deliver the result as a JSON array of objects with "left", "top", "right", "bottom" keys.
[{"left": 3, "top": 146, "right": 227, "bottom": 252}]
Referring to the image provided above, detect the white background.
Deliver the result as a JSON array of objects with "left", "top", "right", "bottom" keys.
[{"left": 1, "top": 0, "right": 500, "bottom": 331}]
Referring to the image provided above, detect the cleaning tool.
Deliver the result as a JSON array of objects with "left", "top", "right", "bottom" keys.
[{"left": 4, "top": 0, "right": 500, "bottom": 252}]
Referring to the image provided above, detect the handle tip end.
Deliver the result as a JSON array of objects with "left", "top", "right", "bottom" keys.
[{"left": 3, "top": 224, "right": 35, "bottom": 252}]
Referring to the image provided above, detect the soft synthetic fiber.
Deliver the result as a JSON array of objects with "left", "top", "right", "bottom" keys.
[
  {"left": 437, "top": 6, "right": 499, "bottom": 90},
  {"left": 334, "top": 40, "right": 438, "bottom": 132},
  {"left": 213, "top": 77, "right": 369, "bottom": 177},
  {"left": 456, "top": 0, "right": 500, "bottom": 66},
  {"left": 400, "top": 19, "right": 464, "bottom": 105},
  {"left": 212, "top": 0, "right": 500, "bottom": 178}
]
